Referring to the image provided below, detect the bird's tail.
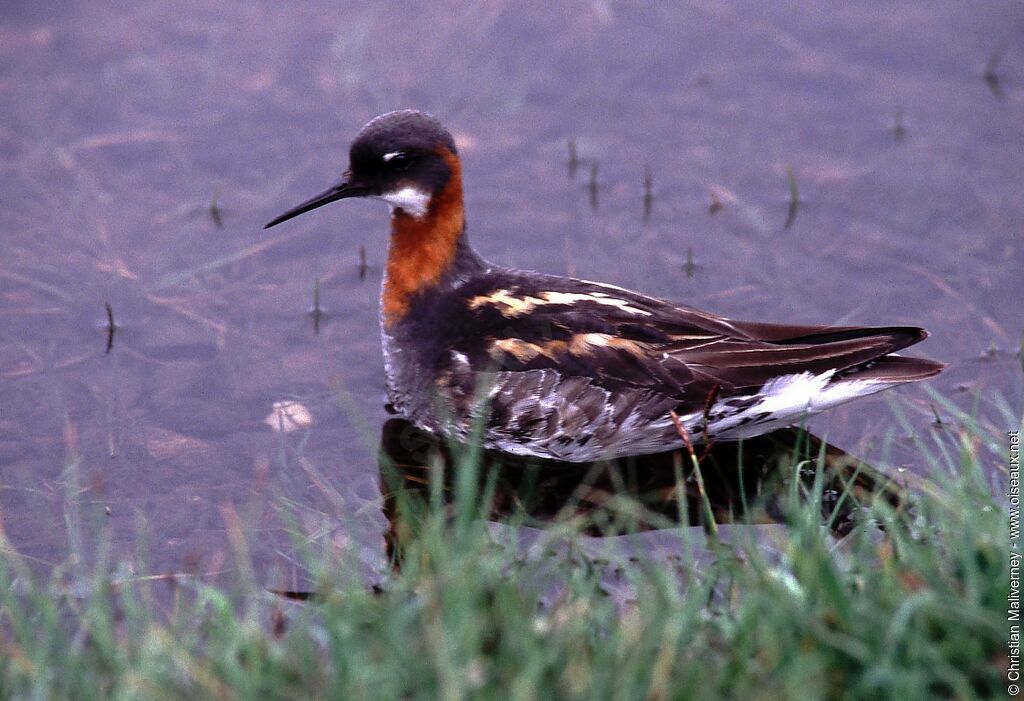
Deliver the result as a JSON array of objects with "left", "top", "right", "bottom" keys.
[{"left": 835, "top": 354, "right": 946, "bottom": 384}]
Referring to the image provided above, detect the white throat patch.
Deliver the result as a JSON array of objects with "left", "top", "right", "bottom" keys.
[{"left": 378, "top": 186, "right": 430, "bottom": 218}]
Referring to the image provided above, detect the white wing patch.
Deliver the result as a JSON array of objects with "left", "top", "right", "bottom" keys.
[
  {"left": 756, "top": 370, "right": 838, "bottom": 416},
  {"left": 702, "top": 370, "right": 888, "bottom": 441}
]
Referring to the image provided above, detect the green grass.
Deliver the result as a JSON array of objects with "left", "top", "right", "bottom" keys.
[{"left": 0, "top": 401, "right": 1014, "bottom": 700}]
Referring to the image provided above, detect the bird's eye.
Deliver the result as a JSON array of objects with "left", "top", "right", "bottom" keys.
[{"left": 382, "top": 151, "right": 410, "bottom": 168}]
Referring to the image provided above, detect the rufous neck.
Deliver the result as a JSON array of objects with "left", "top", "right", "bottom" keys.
[{"left": 381, "top": 149, "right": 466, "bottom": 327}]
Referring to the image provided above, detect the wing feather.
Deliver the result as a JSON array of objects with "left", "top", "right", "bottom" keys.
[{"left": 433, "top": 272, "right": 939, "bottom": 417}]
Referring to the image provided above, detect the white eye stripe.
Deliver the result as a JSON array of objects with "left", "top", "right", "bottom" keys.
[{"left": 382, "top": 151, "right": 405, "bottom": 162}]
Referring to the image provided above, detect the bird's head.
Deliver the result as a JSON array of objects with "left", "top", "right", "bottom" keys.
[{"left": 265, "top": 110, "right": 460, "bottom": 228}]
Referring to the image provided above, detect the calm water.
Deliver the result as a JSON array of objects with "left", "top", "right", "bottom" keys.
[{"left": 1, "top": 1, "right": 1021, "bottom": 586}]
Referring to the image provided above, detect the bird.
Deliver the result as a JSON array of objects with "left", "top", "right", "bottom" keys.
[{"left": 265, "top": 110, "right": 944, "bottom": 463}]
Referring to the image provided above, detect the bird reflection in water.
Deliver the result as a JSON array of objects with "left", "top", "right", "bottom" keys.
[{"left": 377, "top": 419, "right": 908, "bottom": 567}]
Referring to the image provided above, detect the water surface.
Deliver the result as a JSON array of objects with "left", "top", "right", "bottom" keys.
[{"left": 1, "top": 1, "right": 1021, "bottom": 586}]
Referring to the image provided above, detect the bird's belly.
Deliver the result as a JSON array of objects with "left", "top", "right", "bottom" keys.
[
  {"left": 395, "top": 366, "right": 895, "bottom": 463},
  {"left": 411, "top": 368, "right": 682, "bottom": 462}
]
